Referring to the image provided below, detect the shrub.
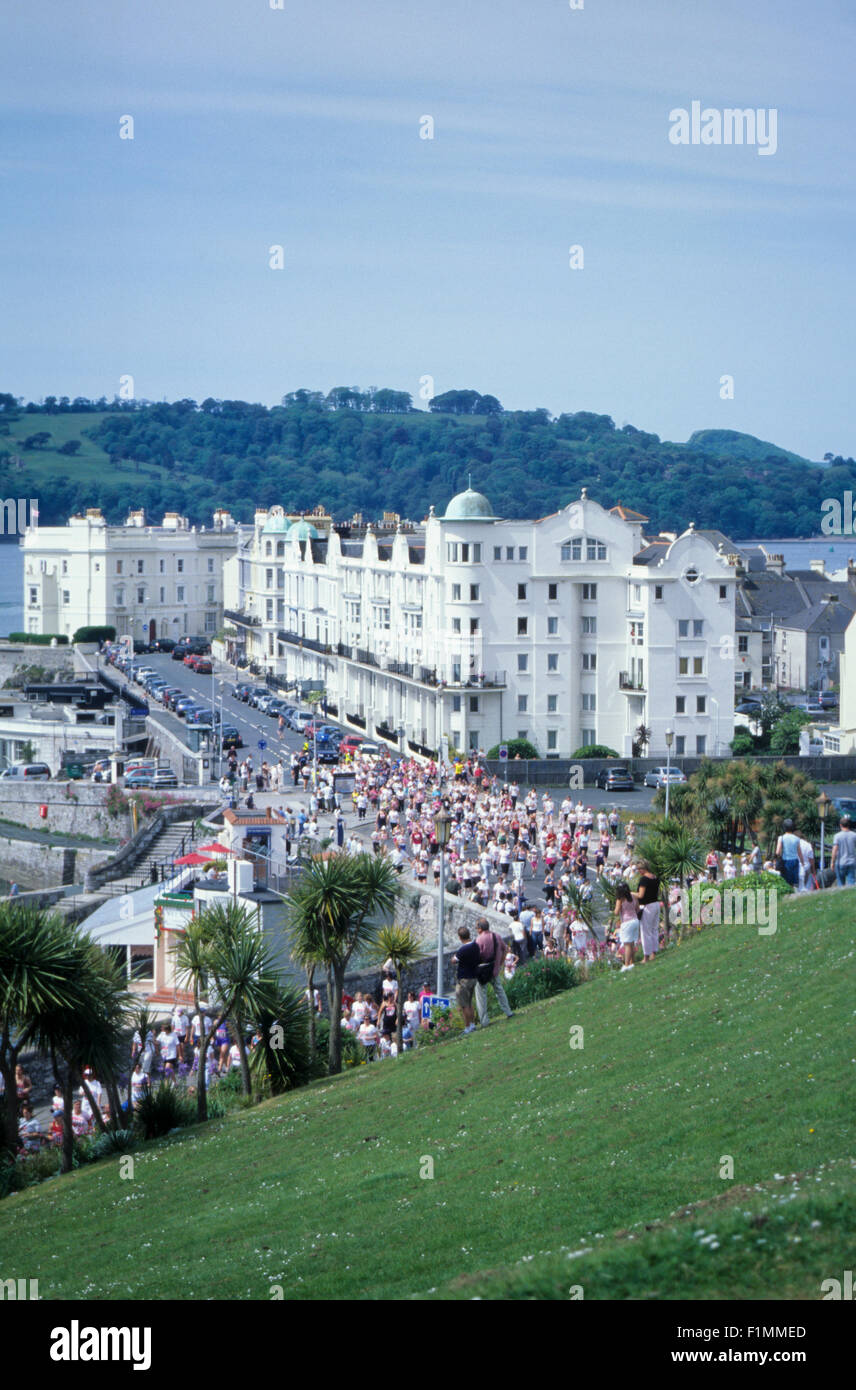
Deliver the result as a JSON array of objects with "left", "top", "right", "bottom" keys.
[
  {"left": 730, "top": 729, "right": 757, "bottom": 755},
  {"left": 505, "top": 956, "right": 579, "bottom": 1008},
  {"left": 134, "top": 1083, "right": 196, "bottom": 1140},
  {"left": 72, "top": 625, "right": 117, "bottom": 644},
  {"left": 570, "top": 744, "right": 620, "bottom": 759},
  {"left": 486, "top": 738, "right": 539, "bottom": 759},
  {"left": 6, "top": 632, "right": 68, "bottom": 645},
  {"left": 90, "top": 1128, "right": 136, "bottom": 1159}
]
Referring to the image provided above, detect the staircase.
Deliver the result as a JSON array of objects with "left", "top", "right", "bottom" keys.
[{"left": 96, "top": 819, "right": 200, "bottom": 897}]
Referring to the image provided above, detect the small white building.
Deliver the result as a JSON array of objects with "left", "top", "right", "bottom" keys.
[
  {"left": 225, "top": 488, "right": 737, "bottom": 759},
  {"left": 21, "top": 507, "right": 242, "bottom": 644}
]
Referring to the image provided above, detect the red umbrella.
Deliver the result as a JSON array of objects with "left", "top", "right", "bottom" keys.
[
  {"left": 197, "top": 841, "right": 233, "bottom": 854},
  {"left": 173, "top": 852, "right": 214, "bottom": 866}
]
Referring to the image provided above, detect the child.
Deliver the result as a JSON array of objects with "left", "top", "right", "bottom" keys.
[{"left": 614, "top": 882, "right": 641, "bottom": 972}]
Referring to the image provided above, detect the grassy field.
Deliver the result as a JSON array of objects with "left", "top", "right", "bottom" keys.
[
  {"left": 0, "top": 890, "right": 852, "bottom": 1300},
  {"left": 1, "top": 412, "right": 173, "bottom": 488}
]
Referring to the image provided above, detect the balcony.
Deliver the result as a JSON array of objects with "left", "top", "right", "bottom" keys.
[
  {"left": 619, "top": 671, "right": 646, "bottom": 692},
  {"left": 224, "top": 608, "right": 260, "bottom": 628},
  {"left": 278, "top": 628, "right": 332, "bottom": 655}
]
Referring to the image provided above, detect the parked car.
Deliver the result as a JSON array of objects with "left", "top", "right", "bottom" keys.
[
  {"left": 234, "top": 684, "right": 254, "bottom": 702},
  {"left": 187, "top": 707, "right": 218, "bottom": 726},
  {"left": 250, "top": 687, "right": 273, "bottom": 708},
  {"left": 290, "top": 711, "right": 313, "bottom": 733},
  {"left": 161, "top": 688, "right": 184, "bottom": 709},
  {"left": 595, "top": 766, "right": 635, "bottom": 791},
  {"left": 819, "top": 692, "right": 839, "bottom": 710},
  {"left": 0, "top": 763, "right": 52, "bottom": 780},
  {"left": 832, "top": 797, "right": 856, "bottom": 820},
  {"left": 125, "top": 759, "right": 157, "bottom": 774},
  {"left": 220, "top": 726, "right": 244, "bottom": 749},
  {"left": 194, "top": 659, "right": 213, "bottom": 675},
  {"left": 339, "top": 734, "right": 365, "bottom": 754},
  {"left": 172, "top": 644, "right": 190, "bottom": 661},
  {"left": 735, "top": 699, "right": 763, "bottom": 715},
  {"left": 316, "top": 745, "right": 341, "bottom": 764},
  {"left": 256, "top": 694, "right": 278, "bottom": 714},
  {"left": 150, "top": 637, "right": 177, "bottom": 652},
  {"left": 795, "top": 700, "right": 827, "bottom": 717},
  {"left": 174, "top": 697, "right": 199, "bottom": 718},
  {"left": 643, "top": 766, "right": 688, "bottom": 789},
  {"left": 126, "top": 768, "right": 178, "bottom": 789},
  {"left": 357, "top": 741, "right": 381, "bottom": 757}
]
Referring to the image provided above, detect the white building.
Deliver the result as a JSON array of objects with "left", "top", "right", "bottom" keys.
[
  {"left": 224, "top": 488, "right": 737, "bottom": 759},
  {"left": 21, "top": 507, "right": 241, "bottom": 644}
]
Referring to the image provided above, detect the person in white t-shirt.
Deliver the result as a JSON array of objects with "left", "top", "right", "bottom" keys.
[
  {"left": 130, "top": 1064, "right": 149, "bottom": 1108},
  {"left": 350, "top": 994, "right": 367, "bottom": 1025},
  {"left": 357, "top": 1018, "right": 379, "bottom": 1059},
  {"left": 228, "top": 1042, "right": 242, "bottom": 1071}
]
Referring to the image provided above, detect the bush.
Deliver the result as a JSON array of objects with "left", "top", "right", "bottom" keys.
[
  {"left": 730, "top": 729, "right": 757, "bottom": 755},
  {"left": 505, "top": 956, "right": 579, "bottom": 1008},
  {"left": 134, "top": 1083, "right": 196, "bottom": 1140},
  {"left": 6, "top": 632, "right": 68, "bottom": 645},
  {"left": 486, "top": 738, "right": 539, "bottom": 759},
  {"left": 72, "top": 625, "right": 117, "bottom": 644},
  {"left": 570, "top": 744, "right": 620, "bottom": 759},
  {"left": 90, "top": 1128, "right": 136, "bottom": 1159},
  {"left": 707, "top": 870, "right": 794, "bottom": 899}
]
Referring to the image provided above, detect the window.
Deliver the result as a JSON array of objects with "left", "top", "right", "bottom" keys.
[
  {"left": 633, "top": 584, "right": 641, "bottom": 602},
  {"left": 452, "top": 584, "right": 461, "bottom": 601},
  {"left": 547, "top": 730, "right": 558, "bottom": 751},
  {"left": 115, "top": 588, "right": 124, "bottom": 606},
  {"left": 561, "top": 539, "right": 582, "bottom": 561},
  {"left": 696, "top": 696, "right": 706, "bottom": 714},
  {"left": 581, "top": 728, "right": 596, "bottom": 747},
  {"left": 468, "top": 730, "right": 480, "bottom": 751},
  {"left": 655, "top": 585, "right": 663, "bottom": 600},
  {"left": 582, "top": 692, "right": 596, "bottom": 711},
  {"left": 738, "top": 635, "right": 748, "bottom": 654},
  {"left": 94, "top": 563, "right": 100, "bottom": 572},
  {"left": 547, "top": 616, "right": 558, "bottom": 635},
  {"left": 675, "top": 735, "right": 686, "bottom": 755},
  {"left": 517, "top": 694, "right": 528, "bottom": 713},
  {"left": 547, "top": 694, "right": 558, "bottom": 712},
  {"left": 451, "top": 729, "right": 460, "bottom": 747},
  {"left": 469, "top": 696, "right": 479, "bottom": 713},
  {"left": 517, "top": 583, "right": 527, "bottom": 601},
  {"left": 116, "top": 560, "right": 123, "bottom": 575},
  {"left": 581, "top": 583, "right": 597, "bottom": 600},
  {"left": 517, "top": 730, "right": 528, "bottom": 741},
  {"left": 547, "top": 653, "right": 558, "bottom": 672},
  {"left": 265, "top": 541, "right": 272, "bottom": 557},
  {"left": 137, "top": 559, "right": 144, "bottom": 574},
  {"left": 204, "top": 613, "right": 216, "bottom": 632},
  {"left": 208, "top": 558, "right": 214, "bottom": 573},
  {"left": 517, "top": 617, "right": 528, "bottom": 635},
  {"left": 506, "top": 547, "right": 514, "bottom": 561},
  {"left": 678, "top": 620, "right": 689, "bottom": 638},
  {"left": 61, "top": 560, "right": 67, "bottom": 575},
  {"left": 493, "top": 546, "right": 502, "bottom": 561},
  {"left": 159, "top": 559, "right": 165, "bottom": 573},
  {"left": 266, "top": 599, "right": 274, "bottom": 621},
  {"left": 469, "top": 618, "right": 479, "bottom": 634},
  {"left": 517, "top": 654, "right": 528, "bottom": 672},
  {"left": 548, "top": 583, "right": 558, "bottom": 600},
  {"left": 265, "top": 569, "right": 273, "bottom": 589},
  {"left": 28, "top": 585, "right": 38, "bottom": 606},
  {"left": 684, "top": 567, "right": 699, "bottom": 584},
  {"left": 518, "top": 546, "right": 528, "bottom": 561},
  {"left": 62, "top": 590, "right": 70, "bottom": 605},
  {"left": 452, "top": 617, "right": 461, "bottom": 633},
  {"left": 207, "top": 584, "right": 215, "bottom": 603},
  {"left": 719, "top": 585, "right": 727, "bottom": 600},
  {"left": 696, "top": 735, "right": 707, "bottom": 755},
  {"left": 159, "top": 586, "right": 165, "bottom": 603},
  {"left": 177, "top": 585, "right": 185, "bottom": 602},
  {"left": 586, "top": 539, "right": 607, "bottom": 561},
  {"left": 469, "top": 584, "right": 480, "bottom": 601},
  {"left": 452, "top": 695, "right": 462, "bottom": 712},
  {"left": 129, "top": 945, "right": 154, "bottom": 982},
  {"left": 630, "top": 621, "right": 644, "bottom": 645},
  {"left": 693, "top": 656, "right": 703, "bottom": 675},
  {"left": 136, "top": 586, "right": 145, "bottom": 604},
  {"left": 679, "top": 657, "right": 688, "bottom": 675},
  {"left": 177, "top": 559, "right": 184, "bottom": 573},
  {"left": 676, "top": 696, "right": 686, "bottom": 714},
  {"left": 581, "top": 616, "right": 597, "bottom": 635},
  {"left": 582, "top": 652, "right": 596, "bottom": 670},
  {"left": 693, "top": 620, "right": 704, "bottom": 637}
]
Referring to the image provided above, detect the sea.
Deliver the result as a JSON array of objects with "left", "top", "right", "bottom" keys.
[{"left": 0, "top": 542, "right": 23, "bottom": 635}]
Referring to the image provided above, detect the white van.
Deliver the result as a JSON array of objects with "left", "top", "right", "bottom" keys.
[{"left": 0, "top": 763, "right": 52, "bottom": 780}]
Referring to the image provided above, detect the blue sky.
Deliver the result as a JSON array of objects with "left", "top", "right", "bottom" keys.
[{"left": 1, "top": 0, "right": 854, "bottom": 459}]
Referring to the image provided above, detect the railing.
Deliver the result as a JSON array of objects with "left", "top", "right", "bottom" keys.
[
  {"left": 277, "top": 629, "right": 332, "bottom": 655},
  {"left": 619, "top": 671, "right": 645, "bottom": 691},
  {"left": 224, "top": 609, "right": 260, "bottom": 627},
  {"left": 348, "top": 712, "right": 366, "bottom": 728},
  {"left": 385, "top": 659, "right": 414, "bottom": 678},
  {"left": 355, "top": 648, "right": 379, "bottom": 669}
]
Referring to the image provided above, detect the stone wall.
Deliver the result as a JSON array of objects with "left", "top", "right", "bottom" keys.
[
  {"left": 0, "top": 835, "right": 112, "bottom": 890},
  {"left": 0, "top": 781, "right": 131, "bottom": 838},
  {"left": 480, "top": 754, "right": 856, "bottom": 786},
  {"left": 0, "top": 642, "right": 77, "bottom": 688}
]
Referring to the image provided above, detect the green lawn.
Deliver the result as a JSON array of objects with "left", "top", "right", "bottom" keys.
[
  {"left": 1, "top": 890, "right": 852, "bottom": 1300},
  {"left": 2, "top": 412, "right": 172, "bottom": 487}
]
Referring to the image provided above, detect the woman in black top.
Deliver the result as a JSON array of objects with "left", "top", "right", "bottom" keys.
[{"left": 633, "top": 860, "right": 661, "bottom": 961}]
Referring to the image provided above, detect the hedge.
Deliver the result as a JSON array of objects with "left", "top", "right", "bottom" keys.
[
  {"left": 6, "top": 632, "right": 69, "bottom": 645},
  {"left": 72, "top": 625, "right": 117, "bottom": 644}
]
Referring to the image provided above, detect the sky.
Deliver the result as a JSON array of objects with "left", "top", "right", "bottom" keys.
[{"left": 1, "top": 0, "right": 854, "bottom": 460}]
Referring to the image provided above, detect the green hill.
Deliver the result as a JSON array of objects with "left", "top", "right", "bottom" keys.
[
  {"left": 686, "top": 429, "right": 813, "bottom": 467},
  {"left": 0, "top": 890, "right": 851, "bottom": 1301},
  {"left": 1, "top": 395, "right": 853, "bottom": 538}
]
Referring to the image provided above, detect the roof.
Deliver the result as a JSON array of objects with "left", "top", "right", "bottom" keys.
[
  {"left": 222, "top": 809, "right": 289, "bottom": 826},
  {"left": 443, "top": 486, "right": 498, "bottom": 522},
  {"left": 288, "top": 519, "right": 319, "bottom": 541},
  {"left": 778, "top": 599, "right": 856, "bottom": 634},
  {"left": 609, "top": 502, "right": 649, "bottom": 523},
  {"left": 633, "top": 541, "right": 670, "bottom": 565}
]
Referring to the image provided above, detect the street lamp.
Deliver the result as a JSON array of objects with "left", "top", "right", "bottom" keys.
[
  {"left": 664, "top": 727, "right": 674, "bottom": 819},
  {"left": 433, "top": 804, "right": 453, "bottom": 996},
  {"left": 817, "top": 790, "right": 831, "bottom": 875}
]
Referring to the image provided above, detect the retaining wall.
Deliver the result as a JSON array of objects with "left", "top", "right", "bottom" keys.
[{"left": 480, "top": 754, "right": 856, "bottom": 787}]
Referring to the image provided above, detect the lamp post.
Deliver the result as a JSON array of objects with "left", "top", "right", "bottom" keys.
[
  {"left": 664, "top": 727, "right": 674, "bottom": 819},
  {"left": 434, "top": 804, "right": 453, "bottom": 996},
  {"left": 817, "top": 790, "right": 831, "bottom": 875}
]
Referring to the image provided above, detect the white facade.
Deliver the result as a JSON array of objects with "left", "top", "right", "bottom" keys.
[
  {"left": 21, "top": 507, "right": 241, "bottom": 643},
  {"left": 225, "top": 491, "right": 737, "bottom": 759}
]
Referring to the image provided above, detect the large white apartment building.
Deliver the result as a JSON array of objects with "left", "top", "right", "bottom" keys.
[
  {"left": 21, "top": 508, "right": 241, "bottom": 643},
  {"left": 224, "top": 487, "right": 737, "bottom": 759}
]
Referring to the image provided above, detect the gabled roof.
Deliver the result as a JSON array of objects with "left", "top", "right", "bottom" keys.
[
  {"left": 609, "top": 502, "right": 649, "bottom": 523},
  {"left": 779, "top": 600, "right": 855, "bottom": 634}
]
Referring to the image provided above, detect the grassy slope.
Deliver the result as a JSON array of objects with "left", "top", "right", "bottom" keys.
[
  {"left": 0, "top": 892, "right": 852, "bottom": 1301},
  {"left": 2, "top": 413, "right": 172, "bottom": 487}
]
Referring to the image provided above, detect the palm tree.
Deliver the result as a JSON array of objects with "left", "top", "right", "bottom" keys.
[
  {"left": 248, "top": 983, "right": 312, "bottom": 1096},
  {"left": 284, "top": 851, "right": 399, "bottom": 1074},
  {"left": 637, "top": 821, "right": 707, "bottom": 938},
  {"left": 373, "top": 923, "right": 423, "bottom": 1051}
]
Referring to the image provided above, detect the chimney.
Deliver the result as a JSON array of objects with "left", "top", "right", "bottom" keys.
[
  {"left": 809, "top": 559, "right": 826, "bottom": 575},
  {"left": 765, "top": 553, "right": 785, "bottom": 576}
]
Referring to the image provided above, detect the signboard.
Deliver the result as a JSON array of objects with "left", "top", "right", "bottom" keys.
[
  {"left": 257, "top": 738, "right": 267, "bottom": 751},
  {"left": 498, "top": 744, "right": 508, "bottom": 761},
  {"left": 421, "top": 994, "right": 451, "bottom": 1021}
]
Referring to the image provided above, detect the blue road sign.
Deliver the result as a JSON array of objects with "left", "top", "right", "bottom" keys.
[
  {"left": 421, "top": 994, "right": 451, "bottom": 1021},
  {"left": 498, "top": 744, "right": 508, "bottom": 760},
  {"left": 257, "top": 739, "right": 267, "bottom": 751}
]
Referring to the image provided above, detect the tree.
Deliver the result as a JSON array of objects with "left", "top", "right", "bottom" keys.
[
  {"left": 769, "top": 708, "right": 811, "bottom": 755},
  {"left": 373, "top": 923, "right": 423, "bottom": 1051},
  {"left": 284, "top": 851, "right": 399, "bottom": 1074},
  {"left": 632, "top": 723, "right": 652, "bottom": 757},
  {"left": 58, "top": 440, "right": 82, "bottom": 456},
  {"left": 23, "top": 432, "right": 51, "bottom": 450},
  {"left": 571, "top": 744, "right": 620, "bottom": 759},
  {"left": 636, "top": 819, "right": 707, "bottom": 935},
  {"left": 487, "top": 738, "right": 538, "bottom": 759}
]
